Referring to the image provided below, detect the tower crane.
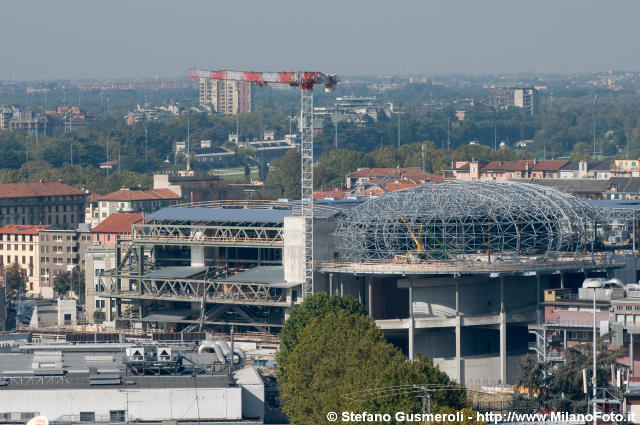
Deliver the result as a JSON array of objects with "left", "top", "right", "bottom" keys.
[{"left": 189, "top": 68, "right": 339, "bottom": 297}]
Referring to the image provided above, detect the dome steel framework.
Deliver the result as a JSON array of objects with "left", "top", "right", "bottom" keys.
[{"left": 334, "top": 181, "right": 601, "bottom": 263}]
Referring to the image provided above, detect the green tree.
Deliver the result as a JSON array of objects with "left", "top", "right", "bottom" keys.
[
  {"left": 279, "top": 310, "right": 467, "bottom": 425},
  {"left": 268, "top": 149, "right": 301, "bottom": 198},
  {"left": 4, "top": 263, "right": 24, "bottom": 294},
  {"left": 93, "top": 309, "right": 105, "bottom": 324},
  {"left": 54, "top": 272, "right": 71, "bottom": 296},
  {"left": 70, "top": 269, "right": 85, "bottom": 302},
  {"left": 569, "top": 142, "right": 593, "bottom": 162},
  {"left": 516, "top": 354, "right": 545, "bottom": 403},
  {"left": 277, "top": 293, "right": 366, "bottom": 374}
]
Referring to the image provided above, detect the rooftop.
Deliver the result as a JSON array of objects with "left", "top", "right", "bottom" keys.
[
  {"left": 0, "top": 224, "right": 50, "bottom": 235},
  {"left": 0, "top": 182, "right": 85, "bottom": 199},
  {"left": 100, "top": 188, "right": 180, "bottom": 202},
  {"left": 91, "top": 212, "right": 144, "bottom": 234}
]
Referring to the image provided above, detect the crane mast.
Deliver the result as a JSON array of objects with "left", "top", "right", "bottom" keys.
[{"left": 190, "top": 68, "right": 338, "bottom": 298}]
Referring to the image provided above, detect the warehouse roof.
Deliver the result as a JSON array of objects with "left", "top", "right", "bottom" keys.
[{"left": 145, "top": 207, "right": 292, "bottom": 223}]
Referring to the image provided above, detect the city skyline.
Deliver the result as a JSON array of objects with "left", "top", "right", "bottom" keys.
[{"left": 1, "top": 0, "right": 639, "bottom": 80}]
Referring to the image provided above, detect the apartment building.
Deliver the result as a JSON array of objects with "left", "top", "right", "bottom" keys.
[
  {"left": 86, "top": 213, "right": 142, "bottom": 322},
  {"left": 0, "top": 224, "right": 49, "bottom": 295},
  {"left": 199, "top": 78, "right": 251, "bottom": 114},
  {"left": 0, "top": 182, "right": 87, "bottom": 229},
  {"left": 38, "top": 226, "right": 92, "bottom": 296},
  {"left": 96, "top": 188, "right": 179, "bottom": 223},
  {"left": 490, "top": 87, "right": 538, "bottom": 115}
]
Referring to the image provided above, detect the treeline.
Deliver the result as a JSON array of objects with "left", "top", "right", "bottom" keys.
[
  {"left": 268, "top": 142, "right": 534, "bottom": 198},
  {"left": 0, "top": 161, "right": 152, "bottom": 195}
]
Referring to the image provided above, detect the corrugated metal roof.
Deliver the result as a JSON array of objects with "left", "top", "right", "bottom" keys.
[
  {"left": 145, "top": 207, "right": 293, "bottom": 223},
  {"left": 224, "top": 266, "right": 301, "bottom": 287},
  {"left": 144, "top": 266, "right": 207, "bottom": 279}
]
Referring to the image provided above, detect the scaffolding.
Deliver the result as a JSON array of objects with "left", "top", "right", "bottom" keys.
[{"left": 334, "top": 181, "right": 626, "bottom": 264}]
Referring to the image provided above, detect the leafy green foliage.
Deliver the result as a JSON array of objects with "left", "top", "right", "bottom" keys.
[
  {"left": 277, "top": 292, "right": 366, "bottom": 374},
  {"left": 516, "top": 342, "right": 626, "bottom": 413},
  {"left": 93, "top": 309, "right": 105, "bottom": 324},
  {"left": 267, "top": 149, "right": 302, "bottom": 198},
  {"left": 279, "top": 310, "right": 467, "bottom": 425},
  {"left": 53, "top": 272, "right": 71, "bottom": 296},
  {"left": 4, "top": 263, "right": 24, "bottom": 294},
  {"left": 53, "top": 270, "right": 85, "bottom": 300}
]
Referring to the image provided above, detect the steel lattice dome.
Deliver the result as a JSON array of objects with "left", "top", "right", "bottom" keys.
[{"left": 334, "top": 181, "right": 599, "bottom": 262}]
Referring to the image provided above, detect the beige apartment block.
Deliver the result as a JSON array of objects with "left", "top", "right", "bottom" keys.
[{"left": 0, "top": 224, "right": 49, "bottom": 295}]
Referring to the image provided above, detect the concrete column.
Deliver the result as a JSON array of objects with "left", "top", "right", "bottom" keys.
[
  {"left": 536, "top": 274, "right": 541, "bottom": 313},
  {"left": 456, "top": 315, "right": 462, "bottom": 383},
  {"left": 409, "top": 278, "right": 414, "bottom": 361},
  {"left": 107, "top": 297, "right": 113, "bottom": 322},
  {"left": 191, "top": 246, "right": 205, "bottom": 267},
  {"left": 358, "top": 277, "right": 362, "bottom": 304},
  {"left": 560, "top": 272, "right": 565, "bottom": 289},
  {"left": 455, "top": 279, "right": 462, "bottom": 383},
  {"left": 329, "top": 274, "right": 333, "bottom": 296},
  {"left": 563, "top": 329, "right": 567, "bottom": 350},
  {"left": 500, "top": 276, "right": 507, "bottom": 384},
  {"left": 340, "top": 280, "right": 344, "bottom": 297},
  {"left": 367, "top": 277, "right": 373, "bottom": 317}
]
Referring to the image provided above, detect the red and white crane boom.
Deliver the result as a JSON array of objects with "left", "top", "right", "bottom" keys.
[{"left": 190, "top": 67, "right": 338, "bottom": 297}]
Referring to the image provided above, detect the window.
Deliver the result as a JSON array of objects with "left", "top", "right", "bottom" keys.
[
  {"left": 628, "top": 306, "right": 634, "bottom": 311},
  {"left": 109, "top": 411, "right": 125, "bottom": 422},
  {"left": 79, "top": 412, "right": 95, "bottom": 422}
]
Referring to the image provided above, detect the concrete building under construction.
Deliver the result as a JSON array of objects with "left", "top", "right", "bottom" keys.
[{"left": 89, "top": 181, "right": 639, "bottom": 386}]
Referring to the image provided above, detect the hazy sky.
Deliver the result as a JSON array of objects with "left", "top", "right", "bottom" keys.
[{"left": 2, "top": 0, "right": 639, "bottom": 80}]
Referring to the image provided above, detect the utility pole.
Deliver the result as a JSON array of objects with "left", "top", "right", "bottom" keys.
[
  {"left": 187, "top": 112, "right": 191, "bottom": 170},
  {"left": 334, "top": 109, "right": 338, "bottom": 149},
  {"left": 447, "top": 118, "right": 450, "bottom": 151},
  {"left": 421, "top": 144, "right": 426, "bottom": 172},
  {"left": 397, "top": 107, "right": 401, "bottom": 149},
  {"left": 106, "top": 139, "right": 110, "bottom": 177},
  {"left": 144, "top": 127, "right": 148, "bottom": 173},
  {"left": 593, "top": 95, "right": 597, "bottom": 159},
  {"left": 592, "top": 287, "right": 597, "bottom": 425}
]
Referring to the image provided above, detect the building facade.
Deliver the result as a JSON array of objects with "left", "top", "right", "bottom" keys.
[
  {"left": 0, "top": 225, "right": 49, "bottom": 295},
  {"left": 38, "top": 226, "right": 92, "bottom": 297},
  {"left": 199, "top": 78, "right": 251, "bottom": 114},
  {"left": 96, "top": 188, "right": 179, "bottom": 224},
  {"left": 490, "top": 87, "right": 538, "bottom": 115},
  {"left": 0, "top": 182, "right": 87, "bottom": 229}
]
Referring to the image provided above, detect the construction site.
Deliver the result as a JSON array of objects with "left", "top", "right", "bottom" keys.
[
  {"left": 83, "top": 179, "right": 640, "bottom": 387},
  {"left": 79, "top": 68, "right": 640, "bottom": 388}
]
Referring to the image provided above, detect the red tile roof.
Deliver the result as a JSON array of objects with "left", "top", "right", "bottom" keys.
[
  {"left": 531, "top": 160, "right": 569, "bottom": 171},
  {"left": 0, "top": 182, "right": 85, "bottom": 199},
  {"left": 482, "top": 160, "right": 535, "bottom": 172},
  {"left": 99, "top": 188, "right": 180, "bottom": 202},
  {"left": 91, "top": 213, "right": 144, "bottom": 234},
  {"left": 0, "top": 224, "right": 50, "bottom": 235}
]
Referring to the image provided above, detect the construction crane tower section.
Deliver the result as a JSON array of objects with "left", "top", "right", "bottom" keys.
[{"left": 189, "top": 68, "right": 339, "bottom": 298}]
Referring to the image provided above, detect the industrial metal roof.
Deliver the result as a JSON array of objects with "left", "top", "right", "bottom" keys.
[
  {"left": 144, "top": 207, "right": 293, "bottom": 223},
  {"left": 224, "top": 266, "right": 301, "bottom": 287},
  {"left": 144, "top": 266, "right": 208, "bottom": 279}
]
